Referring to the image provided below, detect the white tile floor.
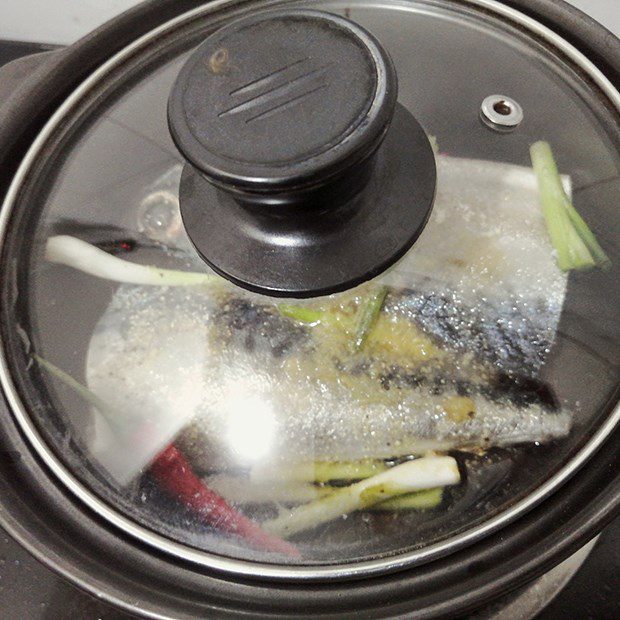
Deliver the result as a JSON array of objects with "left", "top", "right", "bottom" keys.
[{"left": 0, "top": 0, "right": 618, "bottom": 44}]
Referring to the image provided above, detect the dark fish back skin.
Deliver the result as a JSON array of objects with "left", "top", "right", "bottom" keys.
[
  {"left": 85, "top": 284, "right": 570, "bottom": 473},
  {"left": 368, "top": 365, "right": 558, "bottom": 411},
  {"left": 212, "top": 291, "right": 559, "bottom": 411},
  {"left": 388, "top": 290, "right": 557, "bottom": 381},
  {"left": 214, "top": 296, "right": 310, "bottom": 360}
]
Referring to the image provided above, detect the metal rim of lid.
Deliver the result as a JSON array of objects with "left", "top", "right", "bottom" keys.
[{"left": 0, "top": 0, "right": 618, "bottom": 583}]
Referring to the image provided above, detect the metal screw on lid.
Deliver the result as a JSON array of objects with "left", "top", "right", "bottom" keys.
[
  {"left": 168, "top": 9, "right": 437, "bottom": 297},
  {"left": 480, "top": 94, "right": 524, "bottom": 130}
]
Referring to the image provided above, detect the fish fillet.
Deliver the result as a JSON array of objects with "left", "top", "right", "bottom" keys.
[{"left": 85, "top": 157, "right": 571, "bottom": 481}]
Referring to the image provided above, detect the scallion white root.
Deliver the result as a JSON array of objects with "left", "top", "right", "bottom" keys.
[
  {"left": 262, "top": 456, "right": 460, "bottom": 538},
  {"left": 45, "top": 235, "right": 220, "bottom": 286}
]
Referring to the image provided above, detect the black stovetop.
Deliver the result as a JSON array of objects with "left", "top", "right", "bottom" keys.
[{"left": 0, "top": 39, "right": 618, "bottom": 620}]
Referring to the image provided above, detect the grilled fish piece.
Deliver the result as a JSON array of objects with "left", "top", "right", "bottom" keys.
[
  {"left": 86, "top": 284, "right": 570, "bottom": 476},
  {"left": 84, "top": 157, "right": 571, "bottom": 480}
]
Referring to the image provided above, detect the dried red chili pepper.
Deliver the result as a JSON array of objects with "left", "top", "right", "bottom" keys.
[{"left": 150, "top": 445, "right": 300, "bottom": 558}]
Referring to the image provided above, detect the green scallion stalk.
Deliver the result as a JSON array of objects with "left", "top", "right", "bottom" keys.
[
  {"left": 34, "top": 355, "right": 122, "bottom": 432},
  {"left": 563, "top": 200, "right": 611, "bottom": 270},
  {"left": 250, "top": 459, "right": 390, "bottom": 484},
  {"left": 277, "top": 305, "right": 326, "bottom": 324},
  {"left": 46, "top": 235, "right": 220, "bottom": 286},
  {"left": 530, "top": 141, "right": 609, "bottom": 271},
  {"left": 371, "top": 487, "right": 443, "bottom": 510},
  {"left": 352, "top": 286, "right": 388, "bottom": 351},
  {"left": 262, "top": 456, "right": 460, "bottom": 538},
  {"left": 429, "top": 135, "right": 440, "bottom": 156},
  {"left": 311, "top": 459, "right": 390, "bottom": 482}
]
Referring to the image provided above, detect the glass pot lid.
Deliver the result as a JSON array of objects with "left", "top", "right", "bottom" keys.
[{"left": 0, "top": 0, "right": 618, "bottom": 576}]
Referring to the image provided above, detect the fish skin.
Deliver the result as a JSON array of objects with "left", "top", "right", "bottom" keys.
[
  {"left": 181, "top": 290, "right": 570, "bottom": 472},
  {"left": 85, "top": 157, "right": 572, "bottom": 476},
  {"left": 86, "top": 285, "right": 571, "bottom": 475},
  {"left": 210, "top": 295, "right": 558, "bottom": 410},
  {"left": 375, "top": 157, "right": 569, "bottom": 380},
  {"left": 388, "top": 289, "right": 556, "bottom": 380}
]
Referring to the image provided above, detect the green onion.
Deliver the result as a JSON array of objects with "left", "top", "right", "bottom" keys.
[
  {"left": 429, "top": 135, "right": 440, "bottom": 156},
  {"left": 46, "top": 235, "right": 220, "bottom": 286},
  {"left": 310, "top": 459, "right": 390, "bottom": 482},
  {"left": 277, "top": 287, "right": 390, "bottom": 355},
  {"left": 251, "top": 459, "right": 390, "bottom": 484},
  {"left": 563, "top": 200, "right": 611, "bottom": 270},
  {"left": 352, "top": 286, "right": 388, "bottom": 351},
  {"left": 204, "top": 475, "right": 333, "bottom": 504},
  {"left": 262, "top": 456, "right": 460, "bottom": 538},
  {"left": 277, "top": 305, "right": 326, "bottom": 324},
  {"left": 205, "top": 474, "right": 443, "bottom": 510},
  {"left": 530, "top": 141, "right": 610, "bottom": 271},
  {"left": 278, "top": 287, "right": 389, "bottom": 353},
  {"left": 206, "top": 474, "right": 443, "bottom": 510},
  {"left": 371, "top": 487, "right": 443, "bottom": 510},
  {"left": 33, "top": 355, "right": 122, "bottom": 431}
]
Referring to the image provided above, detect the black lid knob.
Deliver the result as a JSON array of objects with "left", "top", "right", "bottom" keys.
[{"left": 169, "top": 9, "right": 436, "bottom": 297}]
